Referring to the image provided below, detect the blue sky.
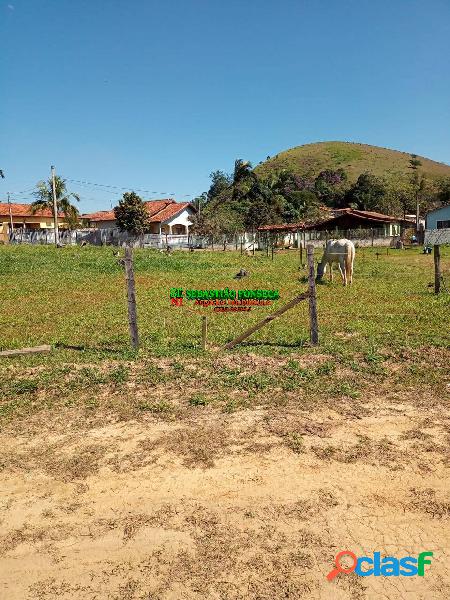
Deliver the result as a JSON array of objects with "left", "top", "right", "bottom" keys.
[{"left": 2, "top": 0, "right": 449, "bottom": 213}]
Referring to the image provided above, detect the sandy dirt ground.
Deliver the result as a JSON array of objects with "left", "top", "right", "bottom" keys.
[{"left": 1, "top": 384, "right": 450, "bottom": 600}]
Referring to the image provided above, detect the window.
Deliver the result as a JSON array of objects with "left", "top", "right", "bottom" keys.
[{"left": 437, "top": 220, "right": 450, "bottom": 229}]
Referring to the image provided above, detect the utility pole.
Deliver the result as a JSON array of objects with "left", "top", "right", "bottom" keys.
[
  {"left": 51, "top": 165, "right": 59, "bottom": 247},
  {"left": 7, "top": 192, "right": 14, "bottom": 235},
  {"left": 415, "top": 195, "right": 419, "bottom": 233},
  {"left": 307, "top": 244, "right": 319, "bottom": 345}
]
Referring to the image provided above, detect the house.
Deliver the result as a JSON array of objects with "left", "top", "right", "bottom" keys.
[
  {"left": 83, "top": 199, "right": 196, "bottom": 235},
  {"left": 301, "top": 208, "right": 411, "bottom": 236},
  {"left": 426, "top": 205, "right": 450, "bottom": 230},
  {"left": 257, "top": 223, "right": 302, "bottom": 248},
  {"left": 257, "top": 209, "right": 414, "bottom": 248},
  {"left": 0, "top": 202, "right": 66, "bottom": 243}
]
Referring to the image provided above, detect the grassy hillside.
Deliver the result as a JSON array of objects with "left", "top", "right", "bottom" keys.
[{"left": 255, "top": 141, "right": 450, "bottom": 182}]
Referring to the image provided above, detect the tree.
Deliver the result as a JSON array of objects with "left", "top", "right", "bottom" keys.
[
  {"left": 114, "top": 192, "right": 150, "bottom": 237},
  {"left": 189, "top": 204, "right": 244, "bottom": 245},
  {"left": 241, "top": 174, "right": 285, "bottom": 229},
  {"left": 345, "top": 172, "right": 387, "bottom": 211},
  {"left": 282, "top": 189, "right": 319, "bottom": 222},
  {"left": 32, "top": 175, "right": 80, "bottom": 230},
  {"left": 436, "top": 177, "right": 450, "bottom": 205},
  {"left": 192, "top": 192, "right": 208, "bottom": 214},
  {"left": 232, "top": 159, "right": 256, "bottom": 202},
  {"left": 207, "top": 171, "right": 232, "bottom": 202},
  {"left": 314, "top": 169, "right": 348, "bottom": 207},
  {"left": 378, "top": 174, "right": 415, "bottom": 219}
]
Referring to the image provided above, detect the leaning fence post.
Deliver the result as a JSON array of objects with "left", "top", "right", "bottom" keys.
[
  {"left": 124, "top": 245, "right": 139, "bottom": 349},
  {"left": 307, "top": 244, "right": 319, "bottom": 345}
]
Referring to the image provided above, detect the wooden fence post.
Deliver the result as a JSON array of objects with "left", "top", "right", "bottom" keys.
[
  {"left": 201, "top": 315, "right": 208, "bottom": 350},
  {"left": 434, "top": 244, "right": 441, "bottom": 294},
  {"left": 124, "top": 245, "right": 139, "bottom": 349},
  {"left": 307, "top": 244, "right": 319, "bottom": 345}
]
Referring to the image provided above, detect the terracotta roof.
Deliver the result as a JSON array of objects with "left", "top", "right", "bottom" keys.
[
  {"left": 258, "top": 223, "right": 304, "bottom": 232},
  {"left": 0, "top": 202, "right": 63, "bottom": 218},
  {"left": 258, "top": 209, "right": 412, "bottom": 233},
  {"left": 82, "top": 209, "right": 116, "bottom": 222},
  {"left": 83, "top": 199, "right": 194, "bottom": 223},
  {"left": 302, "top": 208, "right": 413, "bottom": 230},
  {"left": 329, "top": 208, "right": 400, "bottom": 222},
  {"left": 150, "top": 202, "right": 192, "bottom": 222}
]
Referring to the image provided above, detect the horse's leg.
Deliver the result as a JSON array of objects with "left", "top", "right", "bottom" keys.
[
  {"left": 338, "top": 258, "right": 346, "bottom": 286},
  {"left": 329, "top": 262, "right": 333, "bottom": 282}
]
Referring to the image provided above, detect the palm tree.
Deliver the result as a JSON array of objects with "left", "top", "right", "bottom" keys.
[
  {"left": 232, "top": 159, "right": 256, "bottom": 201},
  {"left": 32, "top": 176, "right": 80, "bottom": 239}
]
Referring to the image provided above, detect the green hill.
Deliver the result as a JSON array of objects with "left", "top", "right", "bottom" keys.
[{"left": 255, "top": 141, "right": 450, "bottom": 182}]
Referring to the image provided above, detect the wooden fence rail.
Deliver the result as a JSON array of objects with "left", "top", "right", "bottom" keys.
[{"left": 224, "top": 292, "right": 310, "bottom": 350}]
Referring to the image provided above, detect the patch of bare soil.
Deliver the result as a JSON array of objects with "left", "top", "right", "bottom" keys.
[{"left": 1, "top": 382, "right": 450, "bottom": 599}]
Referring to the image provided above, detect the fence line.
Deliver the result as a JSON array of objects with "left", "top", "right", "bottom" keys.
[
  {"left": 8, "top": 228, "right": 208, "bottom": 248},
  {"left": 8, "top": 226, "right": 407, "bottom": 250}
]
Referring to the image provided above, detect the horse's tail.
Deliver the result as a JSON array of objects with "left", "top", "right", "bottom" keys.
[{"left": 344, "top": 242, "right": 355, "bottom": 274}]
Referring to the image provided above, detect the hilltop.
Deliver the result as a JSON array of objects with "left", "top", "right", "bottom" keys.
[{"left": 255, "top": 141, "right": 450, "bottom": 182}]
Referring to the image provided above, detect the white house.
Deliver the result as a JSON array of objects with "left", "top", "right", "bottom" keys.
[
  {"left": 426, "top": 205, "right": 450, "bottom": 230},
  {"left": 83, "top": 199, "right": 196, "bottom": 235}
]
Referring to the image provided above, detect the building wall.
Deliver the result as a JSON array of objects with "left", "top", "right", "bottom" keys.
[
  {"left": 165, "top": 207, "right": 195, "bottom": 233},
  {"left": 426, "top": 205, "right": 450, "bottom": 229},
  {"left": 0, "top": 217, "right": 70, "bottom": 242},
  {"left": 0, "top": 216, "right": 60, "bottom": 229},
  {"left": 92, "top": 219, "right": 117, "bottom": 230},
  {"left": 90, "top": 207, "right": 195, "bottom": 233}
]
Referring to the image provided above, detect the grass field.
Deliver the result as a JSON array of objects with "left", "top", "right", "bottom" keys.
[
  {"left": 1, "top": 244, "right": 449, "bottom": 355},
  {"left": 1, "top": 245, "right": 449, "bottom": 599}
]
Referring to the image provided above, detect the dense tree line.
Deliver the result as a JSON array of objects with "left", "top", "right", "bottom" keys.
[{"left": 189, "top": 155, "right": 450, "bottom": 237}]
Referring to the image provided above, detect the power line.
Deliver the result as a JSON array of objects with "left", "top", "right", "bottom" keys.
[
  {"left": 6, "top": 186, "right": 37, "bottom": 197},
  {"left": 66, "top": 178, "right": 177, "bottom": 196},
  {"left": 66, "top": 177, "right": 202, "bottom": 199},
  {"left": 5, "top": 176, "right": 203, "bottom": 204}
]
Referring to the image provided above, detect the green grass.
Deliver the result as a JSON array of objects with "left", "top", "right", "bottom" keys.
[
  {"left": 0, "top": 244, "right": 449, "bottom": 360},
  {"left": 255, "top": 141, "right": 450, "bottom": 182},
  {"left": 0, "top": 243, "right": 448, "bottom": 428}
]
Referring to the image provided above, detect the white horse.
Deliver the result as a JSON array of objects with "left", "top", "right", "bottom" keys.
[{"left": 316, "top": 239, "right": 355, "bottom": 286}]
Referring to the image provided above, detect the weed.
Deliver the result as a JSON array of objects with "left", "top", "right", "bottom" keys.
[
  {"left": 9, "top": 379, "right": 38, "bottom": 395},
  {"left": 138, "top": 400, "right": 173, "bottom": 414},
  {"left": 316, "top": 361, "right": 335, "bottom": 376},
  {"left": 109, "top": 365, "right": 129, "bottom": 385},
  {"left": 330, "top": 382, "right": 360, "bottom": 399},
  {"left": 287, "top": 432, "right": 304, "bottom": 454},
  {"left": 189, "top": 393, "right": 209, "bottom": 407}
]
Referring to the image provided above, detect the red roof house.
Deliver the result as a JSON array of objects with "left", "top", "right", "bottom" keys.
[{"left": 83, "top": 199, "right": 196, "bottom": 234}]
